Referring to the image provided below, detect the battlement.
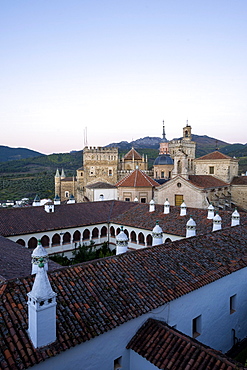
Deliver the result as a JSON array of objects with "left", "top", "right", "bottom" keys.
[{"left": 84, "top": 146, "right": 118, "bottom": 153}]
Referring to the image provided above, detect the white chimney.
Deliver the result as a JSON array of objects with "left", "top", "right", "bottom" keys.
[
  {"left": 54, "top": 194, "right": 61, "bottom": 205},
  {"left": 116, "top": 226, "right": 128, "bottom": 255},
  {"left": 212, "top": 212, "right": 222, "bottom": 232},
  {"left": 231, "top": 209, "right": 240, "bottom": 227},
  {"left": 186, "top": 216, "right": 196, "bottom": 238},
  {"left": 28, "top": 260, "right": 57, "bottom": 348},
  {"left": 207, "top": 204, "right": 214, "bottom": 219},
  {"left": 164, "top": 199, "right": 170, "bottom": 214},
  {"left": 149, "top": 199, "right": 155, "bottom": 212},
  {"left": 180, "top": 202, "right": 187, "bottom": 216},
  {"left": 31, "top": 240, "right": 48, "bottom": 274},
  {"left": 134, "top": 197, "right": 138, "bottom": 202},
  {"left": 32, "top": 195, "right": 41, "bottom": 207},
  {"left": 44, "top": 202, "right": 54, "bottom": 213},
  {"left": 152, "top": 221, "right": 163, "bottom": 246},
  {"left": 67, "top": 194, "right": 76, "bottom": 204}
]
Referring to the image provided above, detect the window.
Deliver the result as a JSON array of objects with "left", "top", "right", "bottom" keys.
[
  {"left": 175, "top": 194, "right": 183, "bottom": 206},
  {"left": 209, "top": 166, "right": 214, "bottom": 174},
  {"left": 65, "top": 191, "right": 69, "bottom": 198},
  {"left": 161, "top": 171, "right": 164, "bottom": 178},
  {"left": 114, "top": 356, "right": 122, "bottom": 370},
  {"left": 109, "top": 169, "right": 113, "bottom": 176},
  {"left": 230, "top": 294, "right": 236, "bottom": 314},
  {"left": 140, "top": 197, "right": 146, "bottom": 203},
  {"left": 192, "top": 315, "right": 201, "bottom": 338},
  {"left": 125, "top": 198, "right": 130, "bottom": 201}
]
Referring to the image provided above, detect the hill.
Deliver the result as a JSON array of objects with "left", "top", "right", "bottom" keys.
[
  {"left": 0, "top": 145, "right": 43, "bottom": 162},
  {"left": 0, "top": 135, "right": 247, "bottom": 201}
]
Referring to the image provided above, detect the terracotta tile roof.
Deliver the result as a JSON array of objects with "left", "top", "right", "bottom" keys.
[
  {"left": 1, "top": 226, "right": 247, "bottom": 368},
  {"left": 0, "top": 201, "right": 247, "bottom": 239},
  {"left": 112, "top": 202, "right": 247, "bottom": 237},
  {"left": 0, "top": 201, "right": 138, "bottom": 237},
  {"left": 124, "top": 147, "right": 142, "bottom": 160},
  {"left": 0, "top": 236, "right": 60, "bottom": 281},
  {"left": 127, "top": 318, "right": 244, "bottom": 369},
  {"left": 86, "top": 181, "right": 116, "bottom": 189},
  {"left": 189, "top": 175, "right": 229, "bottom": 188},
  {"left": 116, "top": 169, "right": 160, "bottom": 188},
  {"left": 231, "top": 176, "right": 247, "bottom": 185},
  {"left": 196, "top": 151, "right": 234, "bottom": 161}
]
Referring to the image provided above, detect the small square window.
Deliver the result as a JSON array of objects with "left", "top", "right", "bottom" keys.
[
  {"left": 230, "top": 294, "right": 236, "bottom": 314},
  {"left": 192, "top": 315, "right": 201, "bottom": 338},
  {"left": 140, "top": 198, "right": 146, "bottom": 203},
  {"left": 125, "top": 198, "right": 130, "bottom": 202}
]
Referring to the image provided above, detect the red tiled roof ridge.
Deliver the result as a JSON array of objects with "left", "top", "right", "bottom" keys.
[
  {"left": 196, "top": 151, "right": 234, "bottom": 161},
  {"left": 127, "top": 318, "right": 244, "bottom": 369},
  {"left": 116, "top": 169, "right": 159, "bottom": 187},
  {"left": 124, "top": 147, "right": 142, "bottom": 160},
  {"left": 188, "top": 175, "right": 229, "bottom": 188}
]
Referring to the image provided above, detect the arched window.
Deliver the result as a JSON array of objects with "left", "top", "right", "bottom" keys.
[
  {"left": 116, "top": 227, "right": 121, "bottom": 235},
  {"left": 16, "top": 239, "right": 25, "bottom": 247},
  {"left": 73, "top": 230, "right": 81, "bottom": 243},
  {"left": 124, "top": 229, "right": 129, "bottom": 238},
  {"left": 83, "top": 229, "right": 90, "bottom": 240},
  {"left": 100, "top": 226, "right": 107, "bottom": 237},
  {"left": 138, "top": 232, "right": 145, "bottom": 245},
  {"left": 65, "top": 191, "right": 69, "bottom": 198},
  {"left": 146, "top": 234, "right": 152, "bottom": 246},
  {"left": 63, "top": 232, "right": 71, "bottom": 245},
  {"left": 165, "top": 238, "right": 172, "bottom": 243},
  {"left": 41, "top": 235, "right": 50, "bottom": 247},
  {"left": 52, "top": 233, "right": 60, "bottom": 246},
  {"left": 177, "top": 160, "right": 182, "bottom": 174},
  {"left": 28, "top": 237, "right": 37, "bottom": 249},
  {"left": 130, "top": 231, "right": 137, "bottom": 243},
  {"left": 110, "top": 226, "right": 115, "bottom": 237},
  {"left": 92, "top": 227, "right": 99, "bottom": 239}
]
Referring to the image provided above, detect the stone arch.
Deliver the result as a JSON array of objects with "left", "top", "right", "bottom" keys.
[
  {"left": 52, "top": 233, "right": 60, "bottom": 246},
  {"left": 41, "top": 235, "right": 50, "bottom": 247},
  {"left": 28, "top": 237, "right": 37, "bottom": 249},
  {"left": 92, "top": 227, "right": 99, "bottom": 239},
  {"left": 146, "top": 234, "right": 152, "bottom": 246},
  {"left": 138, "top": 232, "right": 145, "bottom": 245},
  {"left": 100, "top": 226, "right": 107, "bottom": 237},
  {"left": 63, "top": 232, "right": 71, "bottom": 245},
  {"left": 130, "top": 231, "right": 137, "bottom": 243},
  {"left": 110, "top": 226, "right": 115, "bottom": 237},
  {"left": 73, "top": 230, "right": 81, "bottom": 243},
  {"left": 16, "top": 239, "right": 25, "bottom": 247},
  {"left": 83, "top": 229, "right": 90, "bottom": 240}
]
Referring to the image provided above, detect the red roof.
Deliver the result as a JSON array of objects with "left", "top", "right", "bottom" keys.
[
  {"left": 196, "top": 151, "right": 234, "bottom": 160},
  {"left": 116, "top": 169, "right": 160, "bottom": 188},
  {"left": 124, "top": 148, "right": 142, "bottom": 160},
  {"left": 127, "top": 318, "right": 243, "bottom": 369},
  {"left": 1, "top": 226, "right": 247, "bottom": 368},
  {"left": 189, "top": 175, "right": 229, "bottom": 188},
  {"left": 231, "top": 176, "right": 247, "bottom": 185}
]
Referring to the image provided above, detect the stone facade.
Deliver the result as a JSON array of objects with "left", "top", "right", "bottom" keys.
[
  {"left": 194, "top": 151, "right": 239, "bottom": 183},
  {"left": 231, "top": 176, "right": 247, "bottom": 211},
  {"left": 169, "top": 123, "right": 196, "bottom": 179}
]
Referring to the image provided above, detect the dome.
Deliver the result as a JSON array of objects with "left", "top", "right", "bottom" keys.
[{"left": 153, "top": 154, "right": 173, "bottom": 166}]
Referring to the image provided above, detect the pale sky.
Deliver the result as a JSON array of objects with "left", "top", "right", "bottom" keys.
[{"left": 1, "top": 0, "right": 247, "bottom": 154}]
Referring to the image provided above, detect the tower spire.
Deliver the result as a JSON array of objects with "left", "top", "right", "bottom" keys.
[{"left": 162, "top": 120, "right": 166, "bottom": 141}]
